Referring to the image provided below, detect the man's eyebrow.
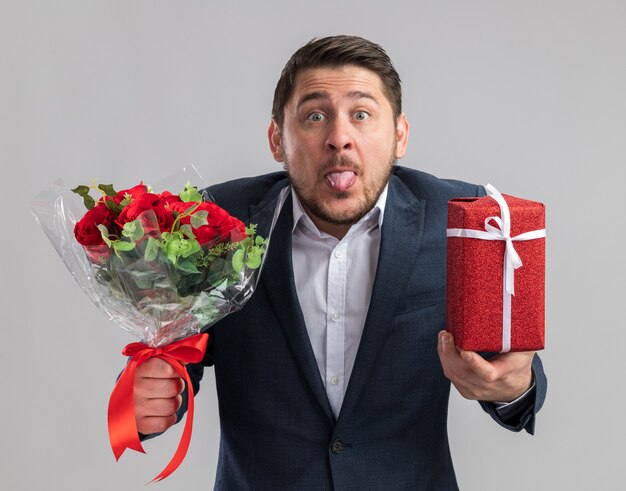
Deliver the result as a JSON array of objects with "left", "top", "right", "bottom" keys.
[
  {"left": 297, "top": 91, "right": 330, "bottom": 108},
  {"left": 347, "top": 90, "right": 379, "bottom": 104},
  {"left": 296, "top": 90, "right": 379, "bottom": 108}
]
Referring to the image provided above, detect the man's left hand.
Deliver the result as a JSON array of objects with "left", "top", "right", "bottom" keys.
[{"left": 437, "top": 330, "right": 534, "bottom": 402}]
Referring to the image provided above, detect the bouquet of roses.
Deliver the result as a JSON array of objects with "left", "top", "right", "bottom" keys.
[
  {"left": 31, "top": 167, "right": 285, "bottom": 482},
  {"left": 70, "top": 178, "right": 265, "bottom": 347}
]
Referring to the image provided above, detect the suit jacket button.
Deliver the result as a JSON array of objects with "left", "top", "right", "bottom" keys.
[{"left": 331, "top": 439, "right": 344, "bottom": 454}]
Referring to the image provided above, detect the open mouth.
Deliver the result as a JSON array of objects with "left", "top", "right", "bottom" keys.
[{"left": 325, "top": 170, "right": 357, "bottom": 191}]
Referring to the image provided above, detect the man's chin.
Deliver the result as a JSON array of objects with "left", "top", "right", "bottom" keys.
[
  {"left": 312, "top": 201, "right": 370, "bottom": 226},
  {"left": 291, "top": 180, "right": 376, "bottom": 226}
]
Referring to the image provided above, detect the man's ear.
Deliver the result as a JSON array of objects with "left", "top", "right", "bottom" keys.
[
  {"left": 268, "top": 119, "right": 283, "bottom": 162},
  {"left": 395, "top": 113, "right": 410, "bottom": 159}
]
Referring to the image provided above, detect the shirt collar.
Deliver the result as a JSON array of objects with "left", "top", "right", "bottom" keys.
[{"left": 291, "top": 183, "right": 389, "bottom": 236}]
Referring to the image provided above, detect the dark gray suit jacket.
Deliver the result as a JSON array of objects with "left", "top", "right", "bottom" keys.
[{"left": 180, "top": 166, "right": 547, "bottom": 490}]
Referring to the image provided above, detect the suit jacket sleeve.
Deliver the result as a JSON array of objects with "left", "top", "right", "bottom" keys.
[{"left": 478, "top": 353, "right": 547, "bottom": 434}]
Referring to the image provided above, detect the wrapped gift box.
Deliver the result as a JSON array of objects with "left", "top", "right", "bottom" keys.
[{"left": 446, "top": 186, "right": 545, "bottom": 352}]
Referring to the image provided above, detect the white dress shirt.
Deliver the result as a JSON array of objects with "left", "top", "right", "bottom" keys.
[{"left": 291, "top": 186, "right": 388, "bottom": 419}]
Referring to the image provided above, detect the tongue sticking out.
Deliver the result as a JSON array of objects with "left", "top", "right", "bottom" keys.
[{"left": 325, "top": 171, "right": 357, "bottom": 191}]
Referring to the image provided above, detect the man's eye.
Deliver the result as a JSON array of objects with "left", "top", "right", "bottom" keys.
[
  {"left": 307, "top": 112, "right": 325, "bottom": 122},
  {"left": 354, "top": 111, "right": 369, "bottom": 121}
]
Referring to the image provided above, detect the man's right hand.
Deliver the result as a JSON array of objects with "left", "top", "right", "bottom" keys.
[{"left": 134, "top": 358, "right": 185, "bottom": 435}]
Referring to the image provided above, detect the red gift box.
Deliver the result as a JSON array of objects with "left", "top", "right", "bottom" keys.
[{"left": 446, "top": 185, "right": 545, "bottom": 352}]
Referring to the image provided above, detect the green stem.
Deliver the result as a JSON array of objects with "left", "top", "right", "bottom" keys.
[{"left": 170, "top": 202, "right": 201, "bottom": 232}]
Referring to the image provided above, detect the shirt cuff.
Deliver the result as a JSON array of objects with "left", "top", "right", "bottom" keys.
[{"left": 493, "top": 378, "right": 536, "bottom": 409}]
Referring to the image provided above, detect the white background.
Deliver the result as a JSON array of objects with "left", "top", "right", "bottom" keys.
[{"left": 2, "top": 1, "right": 625, "bottom": 490}]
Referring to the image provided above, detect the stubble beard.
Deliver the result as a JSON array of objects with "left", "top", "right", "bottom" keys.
[{"left": 284, "top": 152, "right": 396, "bottom": 227}]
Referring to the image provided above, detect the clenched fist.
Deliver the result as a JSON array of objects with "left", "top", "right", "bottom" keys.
[{"left": 134, "top": 358, "right": 185, "bottom": 435}]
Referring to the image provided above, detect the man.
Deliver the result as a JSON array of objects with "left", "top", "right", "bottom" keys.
[{"left": 133, "top": 35, "right": 546, "bottom": 490}]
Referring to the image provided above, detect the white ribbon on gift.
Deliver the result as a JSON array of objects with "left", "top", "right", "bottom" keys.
[{"left": 446, "top": 184, "right": 546, "bottom": 353}]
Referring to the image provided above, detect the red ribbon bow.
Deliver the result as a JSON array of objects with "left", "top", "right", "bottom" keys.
[{"left": 107, "top": 333, "right": 209, "bottom": 483}]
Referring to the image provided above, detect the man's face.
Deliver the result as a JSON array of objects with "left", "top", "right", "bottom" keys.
[{"left": 268, "top": 65, "right": 409, "bottom": 236}]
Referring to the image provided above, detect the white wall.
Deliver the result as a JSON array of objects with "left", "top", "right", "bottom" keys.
[{"left": 2, "top": 1, "right": 624, "bottom": 489}]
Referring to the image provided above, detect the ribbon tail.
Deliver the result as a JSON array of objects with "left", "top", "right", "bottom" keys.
[
  {"left": 149, "top": 363, "right": 196, "bottom": 483},
  {"left": 501, "top": 290, "right": 512, "bottom": 353},
  {"left": 503, "top": 243, "right": 519, "bottom": 296},
  {"left": 108, "top": 360, "right": 146, "bottom": 460}
]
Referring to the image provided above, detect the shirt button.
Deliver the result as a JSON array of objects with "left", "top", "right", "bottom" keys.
[
  {"left": 331, "top": 312, "right": 340, "bottom": 321},
  {"left": 331, "top": 439, "right": 344, "bottom": 454},
  {"left": 330, "top": 376, "right": 340, "bottom": 385},
  {"left": 334, "top": 249, "right": 344, "bottom": 258}
]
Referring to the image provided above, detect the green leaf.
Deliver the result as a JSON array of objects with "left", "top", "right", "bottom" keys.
[
  {"left": 97, "top": 224, "right": 112, "bottom": 246},
  {"left": 104, "top": 199, "right": 123, "bottom": 216},
  {"left": 164, "top": 234, "right": 185, "bottom": 261},
  {"left": 255, "top": 235, "right": 265, "bottom": 246},
  {"left": 164, "top": 236, "right": 182, "bottom": 264},
  {"left": 129, "top": 270, "right": 154, "bottom": 289},
  {"left": 177, "top": 259, "right": 200, "bottom": 274},
  {"left": 232, "top": 248, "right": 244, "bottom": 273},
  {"left": 209, "top": 257, "right": 227, "bottom": 275},
  {"left": 176, "top": 271, "right": 206, "bottom": 296},
  {"left": 179, "top": 182, "right": 203, "bottom": 203},
  {"left": 98, "top": 183, "right": 117, "bottom": 197},
  {"left": 71, "top": 185, "right": 90, "bottom": 196},
  {"left": 245, "top": 246, "right": 263, "bottom": 269},
  {"left": 131, "top": 222, "right": 144, "bottom": 241},
  {"left": 181, "top": 239, "right": 201, "bottom": 258},
  {"left": 245, "top": 252, "right": 262, "bottom": 269},
  {"left": 122, "top": 220, "right": 144, "bottom": 241},
  {"left": 144, "top": 237, "right": 160, "bottom": 261},
  {"left": 180, "top": 224, "right": 196, "bottom": 239},
  {"left": 71, "top": 185, "right": 95, "bottom": 210},
  {"left": 190, "top": 210, "right": 209, "bottom": 228},
  {"left": 162, "top": 229, "right": 202, "bottom": 265},
  {"left": 134, "top": 277, "right": 153, "bottom": 289},
  {"left": 114, "top": 240, "right": 136, "bottom": 253}
]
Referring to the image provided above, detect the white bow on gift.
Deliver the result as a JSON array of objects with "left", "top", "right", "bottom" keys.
[{"left": 446, "top": 184, "right": 546, "bottom": 353}]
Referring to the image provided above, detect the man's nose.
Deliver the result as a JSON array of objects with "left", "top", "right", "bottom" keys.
[{"left": 325, "top": 117, "right": 354, "bottom": 152}]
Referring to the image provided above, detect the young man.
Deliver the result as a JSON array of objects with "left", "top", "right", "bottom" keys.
[{"left": 133, "top": 35, "right": 546, "bottom": 490}]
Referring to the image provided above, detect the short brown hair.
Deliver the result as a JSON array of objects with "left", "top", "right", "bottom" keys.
[{"left": 271, "top": 35, "right": 402, "bottom": 127}]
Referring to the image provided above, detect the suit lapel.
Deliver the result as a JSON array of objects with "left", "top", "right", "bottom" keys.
[
  {"left": 337, "top": 175, "right": 426, "bottom": 425},
  {"left": 250, "top": 188, "right": 335, "bottom": 423}
]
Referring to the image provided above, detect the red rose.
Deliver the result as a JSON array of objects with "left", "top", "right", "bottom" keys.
[
  {"left": 160, "top": 190, "right": 183, "bottom": 207},
  {"left": 100, "top": 183, "right": 148, "bottom": 206},
  {"left": 116, "top": 193, "right": 176, "bottom": 233},
  {"left": 169, "top": 201, "right": 247, "bottom": 247},
  {"left": 74, "top": 204, "right": 116, "bottom": 246},
  {"left": 116, "top": 183, "right": 148, "bottom": 202}
]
